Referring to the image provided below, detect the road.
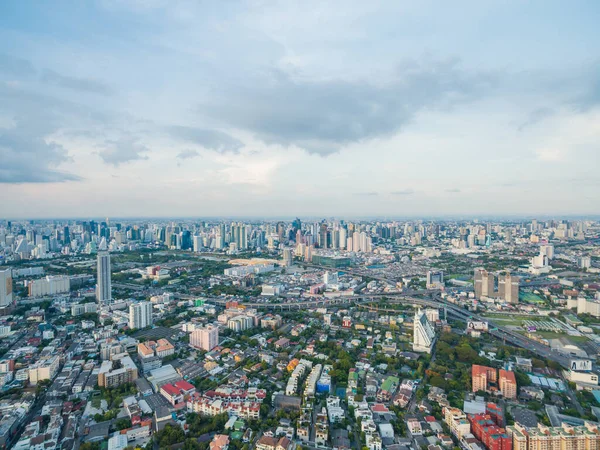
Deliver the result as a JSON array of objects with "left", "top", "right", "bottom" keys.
[
  {"left": 564, "top": 385, "right": 586, "bottom": 416},
  {"left": 194, "top": 270, "right": 572, "bottom": 368},
  {"left": 9, "top": 390, "right": 47, "bottom": 448}
]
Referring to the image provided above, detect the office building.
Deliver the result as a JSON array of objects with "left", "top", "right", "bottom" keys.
[
  {"left": 96, "top": 252, "right": 112, "bottom": 304},
  {"left": 193, "top": 235, "right": 203, "bottom": 252},
  {"left": 282, "top": 248, "right": 293, "bottom": 266},
  {"left": 413, "top": 310, "right": 435, "bottom": 353},
  {"left": 426, "top": 271, "right": 444, "bottom": 289},
  {"left": 0, "top": 269, "right": 13, "bottom": 309},
  {"left": 129, "top": 302, "right": 153, "bottom": 330},
  {"left": 190, "top": 325, "right": 219, "bottom": 351}
]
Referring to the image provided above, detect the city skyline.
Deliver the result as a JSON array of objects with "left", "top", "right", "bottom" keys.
[{"left": 1, "top": 1, "right": 600, "bottom": 217}]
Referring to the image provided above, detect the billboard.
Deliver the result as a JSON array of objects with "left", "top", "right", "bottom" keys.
[{"left": 571, "top": 359, "right": 592, "bottom": 372}]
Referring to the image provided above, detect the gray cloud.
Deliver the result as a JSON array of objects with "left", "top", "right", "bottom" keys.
[
  {"left": 391, "top": 189, "right": 415, "bottom": 195},
  {"left": 167, "top": 125, "right": 243, "bottom": 153},
  {"left": 41, "top": 69, "right": 114, "bottom": 95},
  {"left": 0, "top": 128, "right": 81, "bottom": 183},
  {"left": 445, "top": 188, "right": 461, "bottom": 193},
  {"left": 198, "top": 60, "right": 495, "bottom": 155},
  {"left": 97, "top": 138, "right": 149, "bottom": 166},
  {"left": 176, "top": 149, "right": 200, "bottom": 160},
  {"left": 517, "top": 107, "right": 555, "bottom": 131},
  {"left": 570, "top": 63, "right": 600, "bottom": 112},
  {"left": 0, "top": 53, "right": 36, "bottom": 77},
  {"left": 353, "top": 192, "right": 378, "bottom": 196},
  {"left": 0, "top": 85, "right": 82, "bottom": 183}
]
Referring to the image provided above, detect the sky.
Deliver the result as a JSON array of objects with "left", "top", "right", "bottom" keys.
[{"left": 1, "top": 0, "right": 600, "bottom": 219}]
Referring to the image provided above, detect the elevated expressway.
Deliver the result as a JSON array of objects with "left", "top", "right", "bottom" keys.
[{"left": 206, "top": 291, "right": 570, "bottom": 367}]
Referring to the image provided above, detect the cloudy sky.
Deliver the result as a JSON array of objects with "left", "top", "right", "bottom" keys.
[{"left": 1, "top": 1, "right": 600, "bottom": 219}]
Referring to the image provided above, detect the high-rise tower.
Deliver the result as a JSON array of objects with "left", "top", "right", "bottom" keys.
[
  {"left": 0, "top": 269, "right": 13, "bottom": 310},
  {"left": 96, "top": 252, "right": 112, "bottom": 304}
]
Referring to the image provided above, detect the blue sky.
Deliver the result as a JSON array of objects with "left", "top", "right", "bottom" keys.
[{"left": 1, "top": 1, "right": 599, "bottom": 218}]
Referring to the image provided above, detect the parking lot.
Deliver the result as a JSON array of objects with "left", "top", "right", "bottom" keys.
[{"left": 512, "top": 407, "right": 539, "bottom": 427}]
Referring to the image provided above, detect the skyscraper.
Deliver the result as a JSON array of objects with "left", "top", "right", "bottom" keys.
[
  {"left": 282, "top": 248, "right": 292, "bottom": 266},
  {"left": 129, "top": 301, "right": 153, "bottom": 329},
  {"left": 96, "top": 252, "right": 112, "bottom": 304},
  {"left": 498, "top": 273, "right": 520, "bottom": 304},
  {"left": 475, "top": 268, "right": 519, "bottom": 303},
  {"left": 319, "top": 223, "right": 328, "bottom": 249},
  {"left": 339, "top": 227, "right": 347, "bottom": 249},
  {"left": 0, "top": 269, "right": 13, "bottom": 309},
  {"left": 193, "top": 235, "right": 202, "bottom": 252}
]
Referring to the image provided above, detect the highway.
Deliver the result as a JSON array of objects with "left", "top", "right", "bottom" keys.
[
  {"left": 206, "top": 290, "right": 571, "bottom": 367},
  {"left": 191, "top": 259, "right": 574, "bottom": 368}
]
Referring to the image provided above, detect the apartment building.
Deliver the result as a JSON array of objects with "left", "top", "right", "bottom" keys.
[
  {"left": 190, "top": 325, "right": 219, "bottom": 351},
  {"left": 29, "top": 355, "right": 60, "bottom": 385},
  {"left": 98, "top": 354, "right": 138, "bottom": 387},
  {"left": 499, "top": 370, "right": 517, "bottom": 400},
  {"left": 444, "top": 407, "right": 471, "bottom": 439},
  {"left": 469, "top": 414, "right": 512, "bottom": 450},
  {"left": 472, "top": 365, "right": 498, "bottom": 393},
  {"left": 508, "top": 422, "right": 600, "bottom": 450}
]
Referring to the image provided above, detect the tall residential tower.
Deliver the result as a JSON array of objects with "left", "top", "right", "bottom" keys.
[
  {"left": 0, "top": 269, "right": 13, "bottom": 310},
  {"left": 96, "top": 252, "right": 112, "bottom": 304},
  {"left": 129, "top": 302, "right": 153, "bottom": 329}
]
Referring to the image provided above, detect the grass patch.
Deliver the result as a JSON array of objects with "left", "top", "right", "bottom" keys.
[
  {"left": 487, "top": 318, "right": 526, "bottom": 326},
  {"left": 520, "top": 330, "right": 590, "bottom": 344},
  {"left": 520, "top": 292, "right": 546, "bottom": 304},
  {"left": 482, "top": 313, "right": 540, "bottom": 319}
]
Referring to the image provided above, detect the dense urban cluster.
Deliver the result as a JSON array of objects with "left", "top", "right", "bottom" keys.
[{"left": 1, "top": 218, "right": 600, "bottom": 450}]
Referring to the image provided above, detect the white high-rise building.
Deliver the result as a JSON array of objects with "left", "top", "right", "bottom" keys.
[
  {"left": 282, "top": 248, "right": 293, "bottom": 266},
  {"left": 540, "top": 244, "right": 554, "bottom": 260},
  {"left": 193, "top": 235, "right": 203, "bottom": 253},
  {"left": 27, "top": 276, "right": 70, "bottom": 297},
  {"left": 331, "top": 229, "right": 339, "bottom": 249},
  {"left": 323, "top": 271, "right": 338, "bottom": 286},
  {"left": 129, "top": 302, "right": 153, "bottom": 329},
  {"left": 413, "top": 310, "right": 435, "bottom": 353},
  {"left": 96, "top": 252, "right": 112, "bottom": 304},
  {"left": 352, "top": 233, "right": 360, "bottom": 252},
  {"left": 339, "top": 227, "right": 347, "bottom": 250},
  {"left": 0, "top": 269, "right": 13, "bottom": 309},
  {"left": 579, "top": 256, "right": 592, "bottom": 269},
  {"left": 190, "top": 325, "right": 219, "bottom": 351}
]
